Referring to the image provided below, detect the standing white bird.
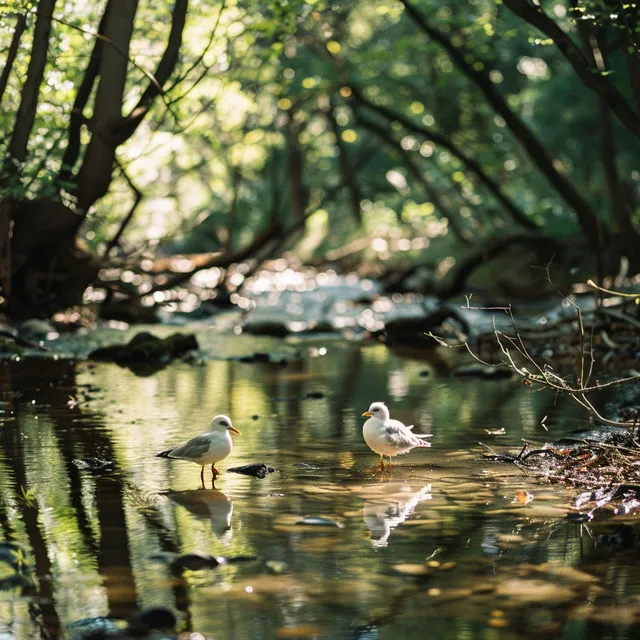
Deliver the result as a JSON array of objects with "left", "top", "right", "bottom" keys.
[
  {"left": 361, "top": 402, "right": 431, "bottom": 470},
  {"left": 156, "top": 415, "right": 240, "bottom": 485}
]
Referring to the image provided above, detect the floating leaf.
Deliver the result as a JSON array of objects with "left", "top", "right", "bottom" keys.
[{"left": 514, "top": 490, "right": 534, "bottom": 505}]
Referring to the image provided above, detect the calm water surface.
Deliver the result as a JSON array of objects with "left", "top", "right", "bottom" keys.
[{"left": 0, "top": 334, "right": 638, "bottom": 639}]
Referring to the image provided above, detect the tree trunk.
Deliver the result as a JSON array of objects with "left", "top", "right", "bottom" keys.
[
  {"left": 74, "top": 0, "right": 140, "bottom": 210},
  {"left": 0, "top": 13, "right": 27, "bottom": 108},
  {"left": 5, "top": 0, "right": 57, "bottom": 166},
  {"left": 57, "top": 1, "right": 112, "bottom": 186}
]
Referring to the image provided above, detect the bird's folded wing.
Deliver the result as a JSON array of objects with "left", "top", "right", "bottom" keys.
[
  {"left": 384, "top": 423, "right": 419, "bottom": 447},
  {"left": 169, "top": 434, "right": 211, "bottom": 459}
]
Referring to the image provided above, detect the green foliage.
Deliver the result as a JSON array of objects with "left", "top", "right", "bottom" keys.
[{"left": 0, "top": 0, "right": 638, "bottom": 263}]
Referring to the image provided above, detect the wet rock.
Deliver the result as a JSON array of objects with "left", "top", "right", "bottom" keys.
[
  {"left": 168, "top": 552, "right": 257, "bottom": 572},
  {"left": 228, "top": 463, "right": 275, "bottom": 478},
  {"left": 126, "top": 607, "right": 177, "bottom": 637},
  {"left": 296, "top": 516, "right": 343, "bottom": 528},
  {"left": 241, "top": 311, "right": 290, "bottom": 337},
  {"left": 89, "top": 332, "right": 198, "bottom": 373},
  {"left": 236, "top": 352, "right": 278, "bottom": 364},
  {"left": 68, "top": 616, "right": 120, "bottom": 639},
  {"left": 72, "top": 458, "right": 114, "bottom": 472},
  {"left": 170, "top": 552, "right": 224, "bottom": 571}
]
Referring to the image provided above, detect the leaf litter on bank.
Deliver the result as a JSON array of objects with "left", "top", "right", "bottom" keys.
[{"left": 483, "top": 431, "right": 640, "bottom": 517}]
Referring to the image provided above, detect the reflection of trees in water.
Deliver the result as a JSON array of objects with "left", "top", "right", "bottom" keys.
[
  {"left": 0, "top": 360, "right": 185, "bottom": 635},
  {"left": 0, "top": 356, "right": 631, "bottom": 638}
]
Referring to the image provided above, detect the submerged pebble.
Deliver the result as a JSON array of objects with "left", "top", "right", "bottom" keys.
[{"left": 295, "top": 516, "right": 343, "bottom": 528}]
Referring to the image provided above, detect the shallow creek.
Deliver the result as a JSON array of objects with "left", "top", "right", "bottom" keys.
[{"left": 0, "top": 331, "right": 639, "bottom": 639}]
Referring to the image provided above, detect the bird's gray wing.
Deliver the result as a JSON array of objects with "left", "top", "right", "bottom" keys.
[
  {"left": 169, "top": 434, "right": 211, "bottom": 459},
  {"left": 384, "top": 421, "right": 421, "bottom": 447}
]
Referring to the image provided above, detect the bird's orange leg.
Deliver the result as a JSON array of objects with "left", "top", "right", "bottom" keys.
[
  {"left": 200, "top": 466, "right": 205, "bottom": 487},
  {"left": 388, "top": 456, "right": 393, "bottom": 469},
  {"left": 378, "top": 454, "right": 385, "bottom": 471},
  {"left": 211, "top": 464, "right": 219, "bottom": 488}
]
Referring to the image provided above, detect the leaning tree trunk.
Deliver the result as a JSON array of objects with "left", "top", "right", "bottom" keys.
[
  {"left": 0, "top": 13, "right": 28, "bottom": 108},
  {"left": 5, "top": 0, "right": 57, "bottom": 169},
  {"left": 3, "top": 0, "right": 189, "bottom": 318},
  {"left": 74, "top": 0, "right": 140, "bottom": 211}
]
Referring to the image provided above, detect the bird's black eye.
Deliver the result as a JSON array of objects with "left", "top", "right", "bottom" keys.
[{"left": 373, "top": 408, "right": 379, "bottom": 412}]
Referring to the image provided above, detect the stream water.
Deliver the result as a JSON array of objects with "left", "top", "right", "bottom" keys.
[{"left": 0, "top": 332, "right": 639, "bottom": 639}]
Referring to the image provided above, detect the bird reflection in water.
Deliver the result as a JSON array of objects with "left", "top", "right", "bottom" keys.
[
  {"left": 166, "top": 488, "right": 233, "bottom": 543},
  {"left": 361, "top": 482, "right": 432, "bottom": 548}
]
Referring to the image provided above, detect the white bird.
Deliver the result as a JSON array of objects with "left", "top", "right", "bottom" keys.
[
  {"left": 361, "top": 402, "right": 431, "bottom": 470},
  {"left": 157, "top": 414, "right": 240, "bottom": 485}
]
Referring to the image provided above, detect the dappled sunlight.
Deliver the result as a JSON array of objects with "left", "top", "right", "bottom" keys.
[{"left": 0, "top": 337, "right": 634, "bottom": 636}]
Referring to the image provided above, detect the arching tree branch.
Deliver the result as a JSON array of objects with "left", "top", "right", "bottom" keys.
[
  {"left": 349, "top": 85, "right": 538, "bottom": 231},
  {"left": 398, "top": 0, "right": 604, "bottom": 251},
  {"left": 502, "top": 0, "right": 640, "bottom": 140}
]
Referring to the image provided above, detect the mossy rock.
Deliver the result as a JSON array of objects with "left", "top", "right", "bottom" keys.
[{"left": 89, "top": 332, "right": 198, "bottom": 372}]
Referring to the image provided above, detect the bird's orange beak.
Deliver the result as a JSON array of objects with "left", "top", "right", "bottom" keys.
[
  {"left": 228, "top": 425, "right": 241, "bottom": 435},
  {"left": 362, "top": 411, "right": 372, "bottom": 417}
]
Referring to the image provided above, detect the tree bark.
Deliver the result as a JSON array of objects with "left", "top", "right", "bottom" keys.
[
  {"left": 74, "top": 0, "right": 140, "bottom": 210},
  {"left": 5, "top": 0, "right": 57, "bottom": 165},
  {"left": 502, "top": 0, "right": 640, "bottom": 140},
  {"left": 74, "top": 0, "right": 188, "bottom": 210},
  {"left": 399, "top": 0, "right": 604, "bottom": 251},
  {"left": 0, "top": 13, "right": 27, "bottom": 108},
  {"left": 57, "top": 1, "right": 112, "bottom": 186},
  {"left": 111, "top": 0, "right": 188, "bottom": 144}
]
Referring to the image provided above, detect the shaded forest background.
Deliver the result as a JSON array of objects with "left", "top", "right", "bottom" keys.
[{"left": 0, "top": 0, "right": 639, "bottom": 319}]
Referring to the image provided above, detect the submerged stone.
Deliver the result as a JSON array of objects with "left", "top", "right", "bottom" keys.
[
  {"left": 126, "top": 606, "right": 177, "bottom": 636},
  {"left": 228, "top": 463, "right": 275, "bottom": 478},
  {"left": 295, "top": 516, "right": 343, "bottom": 528},
  {"left": 170, "top": 552, "right": 224, "bottom": 571}
]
